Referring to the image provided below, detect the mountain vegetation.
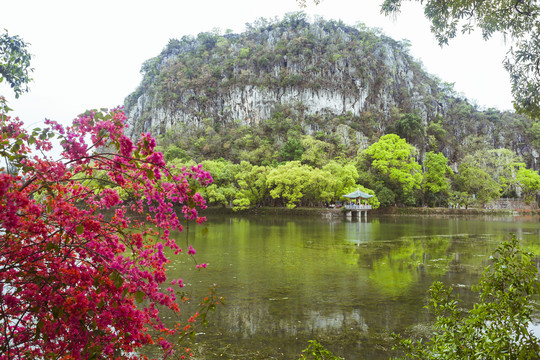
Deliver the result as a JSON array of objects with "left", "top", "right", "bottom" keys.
[{"left": 125, "top": 13, "right": 539, "bottom": 209}]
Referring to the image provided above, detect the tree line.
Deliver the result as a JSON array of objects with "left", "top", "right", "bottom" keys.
[{"left": 159, "top": 133, "right": 540, "bottom": 210}]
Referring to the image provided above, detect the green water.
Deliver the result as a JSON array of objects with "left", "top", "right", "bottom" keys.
[{"left": 165, "top": 214, "right": 540, "bottom": 359}]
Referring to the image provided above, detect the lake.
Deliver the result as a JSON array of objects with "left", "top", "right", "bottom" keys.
[{"left": 164, "top": 214, "right": 540, "bottom": 359}]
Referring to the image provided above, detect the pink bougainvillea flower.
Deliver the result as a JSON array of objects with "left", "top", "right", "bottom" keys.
[{"left": 0, "top": 103, "right": 220, "bottom": 360}]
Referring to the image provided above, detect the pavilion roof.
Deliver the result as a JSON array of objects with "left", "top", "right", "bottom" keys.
[{"left": 342, "top": 189, "right": 374, "bottom": 199}]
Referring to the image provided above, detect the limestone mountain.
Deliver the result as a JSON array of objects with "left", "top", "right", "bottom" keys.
[{"left": 124, "top": 13, "right": 538, "bottom": 168}]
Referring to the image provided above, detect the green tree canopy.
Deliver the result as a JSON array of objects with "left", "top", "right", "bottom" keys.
[
  {"left": 233, "top": 161, "right": 269, "bottom": 210},
  {"left": 301, "top": 135, "right": 331, "bottom": 168},
  {"left": 422, "top": 151, "right": 453, "bottom": 207},
  {"left": 0, "top": 30, "right": 33, "bottom": 98},
  {"left": 426, "top": 118, "right": 447, "bottom": 151},
  {"left": 280, "top": 138, "right": 304, "bottom": 162},
  {"left": 516, "top": 167, "right": 540, "bottom": 203},
  {"left": 389, "top": 112, "right": 425, "bottom": 144},
  {"left": 302, "top": 166, "right": 337, "bottom": 205},
  {"left": 361, "top": 134, "right": 423, "bottom": 205},
  {"left": 322, "top": 160, "right": 359, "bottom": 198},
  {"left": 267, "top": 161, "right": 312, "bottom": 208},
  {"left": 453, "top": 155, "right": 502, "bottom": 206},
  {"left": 200, "top": 159, "right": 240, "bottom": 207},
  {"left": 464, "top": 148, "right": 524, "bottom": 197}
]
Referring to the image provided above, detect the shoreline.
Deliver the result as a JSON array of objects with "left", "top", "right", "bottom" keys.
[{"left": 200, "top": 206, "right": 540, "bottom": 217}]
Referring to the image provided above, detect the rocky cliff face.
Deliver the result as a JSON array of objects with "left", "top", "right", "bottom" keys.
[
  {"left": 124, "top": 14, "right": 537, "bottom": 167},
  {"left": 126, "top": 15, "right": 440, "bottom": 133}
]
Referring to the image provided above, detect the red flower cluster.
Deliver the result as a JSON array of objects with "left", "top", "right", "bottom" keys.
[{"left": 0, "top": 104, "right": 216, "bottom": 359}]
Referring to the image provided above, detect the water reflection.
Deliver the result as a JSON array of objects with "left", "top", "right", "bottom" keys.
[
  {"left": 164, "top": 214, "right": 539, "bottom": 359},
  {"left": 220, "top": 303, "right": 369, "bottom": 338}
]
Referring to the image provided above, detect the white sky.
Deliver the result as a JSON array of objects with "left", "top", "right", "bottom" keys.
[{"left": 1, "top": 0, "right": 513, "bottom": 130}]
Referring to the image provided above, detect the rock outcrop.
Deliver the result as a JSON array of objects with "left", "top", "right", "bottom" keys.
[{"left": 124, "top": 14, "right": 537, "bottom": 167}]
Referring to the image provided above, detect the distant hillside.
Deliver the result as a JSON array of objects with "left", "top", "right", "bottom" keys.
[{"left": 125, "top": 13, "right": 538, "bottom": 168}]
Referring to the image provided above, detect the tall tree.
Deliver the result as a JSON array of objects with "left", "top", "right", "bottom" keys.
[
  {"left": 454, "top": 154, "right": 502, "bottom": 206},
  {"left": 389, "top": 112, "right": 425, "bottom": 145},
  {"left": 464, "top": 148, "right": 524, "bottom": 197},
  {"left": 303, "top": 166, "right": 336, "bottom": 206},
  {"left": 322, "top": 161, "right": 359, "bottom": 198},
  {"left": 280, "top": 138, "right": 304, "bottom": 162},
  {"left": 300, "top": 135, "right": 331, "bottom": 168},
  {"left": 200, "top": 159, "right": 240, "bottom": 207},
  {"left": 267, "top": 161, "right": 312, "bottom": 208},
  {"left": 380, "top": 0, "right": 540, "bottom": 120},
  {"left": 361, "top": 134, "right": 423, "bottom": 205},
  {"left": 422, "top": 151, "right": 453, "bottom": 207},
  {"left": 516, "top": 167, "right": 540, "bottom": 204},
  {"left": 233, "top": 161, "right": 269, "bottom": 210}
]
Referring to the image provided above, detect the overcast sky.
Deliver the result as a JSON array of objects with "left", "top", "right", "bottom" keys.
[{"left": 2, "top": 0, "right": 514, "bottom": 129}]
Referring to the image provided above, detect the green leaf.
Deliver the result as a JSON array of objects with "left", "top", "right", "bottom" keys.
[
  {"left": 201, "top": 227, "right": 209, "bottom": 237},
  {"left": 134, "top": 291, "right": 145, "bottom": 303},
  {"left": 110, "top": 270, "right": 124, "bottom": 289},
  {"left": 46, "top": 242, "right": 59, "bottom": 251},
  {"left": 36, "top": 319, "right": 44, "bottom": 336},
  {"left": 75, "top": 224, "right": 84, "bottom": 235},
  {"left": 535, "top": 282, "right": 540, "bottom": 296}
]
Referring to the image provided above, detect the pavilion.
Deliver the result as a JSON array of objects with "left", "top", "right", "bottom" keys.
[{"left": 342, "top": 188, "right": 373, "bottom": 219}]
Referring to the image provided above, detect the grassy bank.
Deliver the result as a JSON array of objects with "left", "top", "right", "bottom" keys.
[
  {"left": 374, "top": 207, "right": 540, "bottom": 216},
  {"left": 200, "top": 206, "right": 540, "bottom": 217}
]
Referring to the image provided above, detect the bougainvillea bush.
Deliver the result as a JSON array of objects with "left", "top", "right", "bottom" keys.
[{"left": 0, "top": 98, "right": 216, "bottom": 359}]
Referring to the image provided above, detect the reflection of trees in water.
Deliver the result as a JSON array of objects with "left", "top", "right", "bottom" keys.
[
  {"left": 355, "top": 234, "right": 505, "bottom": 298},
  {"left": 213, "top": 303, "right": 368, "bottom": 338},
  {"left": 196, "top": 235, "right": 517, "bottom": 341},
  {"left": 303, "top": 309, "right": 368, "bottom": 333}
]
